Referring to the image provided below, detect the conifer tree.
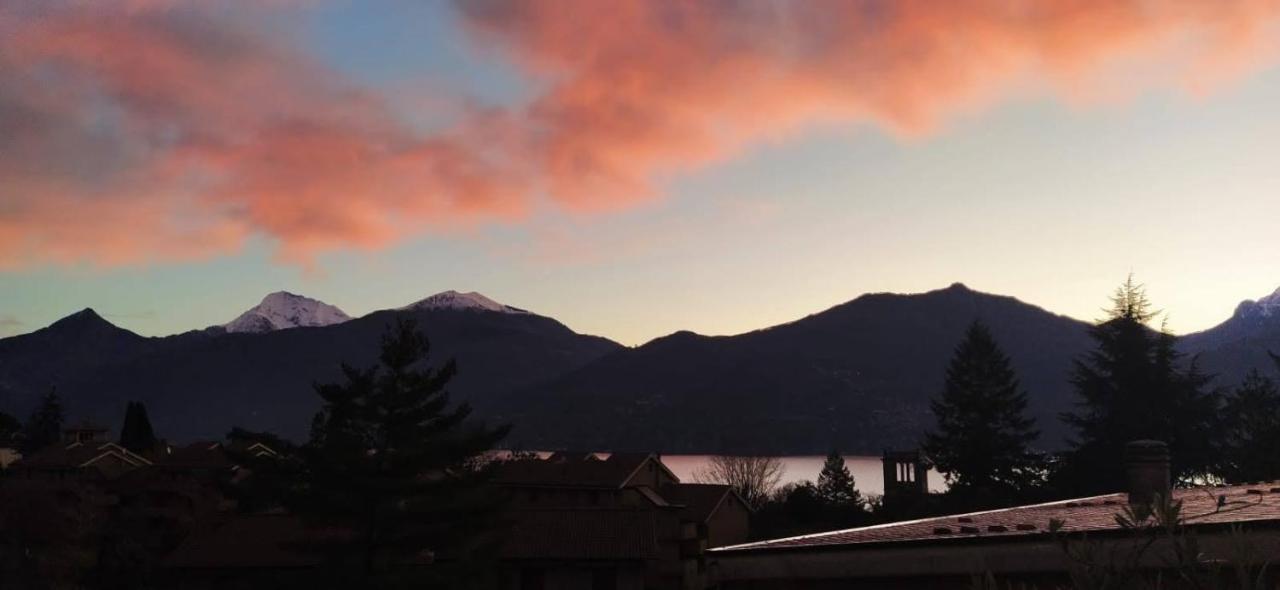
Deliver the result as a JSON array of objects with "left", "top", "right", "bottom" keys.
[
  {"left": 923, "top": 321, "right": 1040, "bottom": 496},
  {"left": 21, "top": 388, "right": 64, "bottom": 454},
  {"left": 0, "top": 410, "right": 18, "bottom": 444},
  {"left": 1058, "top": 277, "right": 1220, "bottom": 494},
  {"left": 816, "top": 450, "right": 864, "bottom": 509},
  {"left": 279, "top": 318, "right": 509, "bottom": 587},
  {"left": 119, "top": 401, "right": 158, "bottom": 454},
  {"left": 1220, "top": 364, "right": 1280, "bottom": 483}
]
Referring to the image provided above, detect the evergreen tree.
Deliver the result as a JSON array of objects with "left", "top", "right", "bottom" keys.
[
  {"left": 0, "top": 410, "right": 19, "bottom": 444},
  {"left": 816, "top": 450, "right": 864, "bottom": 509},
  {"left": 1220, "top": 364, "right": 1280, "bottom": 483},
  {"left": 118, "top": 401, "right": 158, "bottom": 454},
  {"left": 273, "top": 319, "right": 509, "bottom": 587},
  {"left": 923, "top": 321, "right": 1040, "bottom": 497},
  {"left": 1058, "top": 277, "right": 1220, "bottom": 494},
  {"left": 21, "top": 388, "right": 64, "bottom": 454}
]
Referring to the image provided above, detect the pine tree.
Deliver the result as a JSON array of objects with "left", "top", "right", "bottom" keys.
[
  {"left": 282, "top": 318, "right": 509, "bottom": 586},
  {"left": 1058, "top": 277, "right": 1220, "bottom": 494},
  {"left": 816, "top": 450, "right": 864, "bottom": 509},
  {"left": 119, "top": 401, "right": 158, "bottom": 454},
  {"left": 923, "top": 321, "right": 1040, "bottom": 496},
  {"left": 1220, "top": 368, "right": 1280, "bottom": 483},
  {"left": 21, "top": 388, "right": 64, "bottom": 454},
  {"left": 0, "top": 410, "right": 19, "bottom": 444}
]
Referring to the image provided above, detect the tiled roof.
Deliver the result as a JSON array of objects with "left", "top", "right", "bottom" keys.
[
  {"left": 661, "top": 483, "right": 736, "bottom": 523},
  {"left": 159, "top": 442, "right": 233, "bottom": 469},
  {"left": 715, "top": 482, "right": 1280, "bottom": 553},
  {"left": 502, "top": 508, "right": 659, "bottom": 561},
  {"left": 492, "top": 452, "right": 661, "bottom": 488},
  {"left": 163, "top": 516, "right": 327, "bottom": 569}
]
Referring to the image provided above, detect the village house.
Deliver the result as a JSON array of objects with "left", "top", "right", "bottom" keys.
[{"left": 709, "top": 441, "right": 1280, "bottom": 589}]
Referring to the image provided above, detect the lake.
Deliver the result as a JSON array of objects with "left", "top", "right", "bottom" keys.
[{"left": 658, "top": 454, "right": 947, "bottom": 496}]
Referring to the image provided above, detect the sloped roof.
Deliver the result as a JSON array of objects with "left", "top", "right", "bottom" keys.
[
  {"left": 163, "top": 516, "right": 328, "bottom": 569},
  {"left": 661, "top": 483, "right": 739, "bottom": 522},
  {"left": 159, "top": 441, "right": 233, "bottom": 469},
  {"left": 18, "top": 441, "right": 151, "bottom": 470},
  {"left": 492, "top": 452, "right": 672, "bottom": 489},
  {"left": 502, "top": 508, "right": 658, "bottom": 561},
  {"left": 715, "top": 481, "right": 1280, "bottom": 553}
]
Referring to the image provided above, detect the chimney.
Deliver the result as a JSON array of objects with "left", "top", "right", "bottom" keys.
[{"left": 1124, "top": 440, "right": 1170, "bottom": 505}]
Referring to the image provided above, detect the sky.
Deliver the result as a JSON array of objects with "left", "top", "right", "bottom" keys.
[{"left": 2, "top": 0, "right": 1280, "bottom": 345}]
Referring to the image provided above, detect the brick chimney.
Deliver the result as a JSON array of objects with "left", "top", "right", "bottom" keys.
[{"left": 1124, "top": 440, "right": 1170, "bottom": 505}]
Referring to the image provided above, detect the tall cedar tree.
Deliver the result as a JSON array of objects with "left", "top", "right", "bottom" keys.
[
  {"left": 118, "top": 401, "right": 158, "bottom": 454},
  {"left": 1058, "top": 277, "right": 1219, "bottom": 494},
  {"left": 21, "top": 388, "right": 64, "bottom": 454},
  {"left": 923, "top": 321, "right": 1040, "bottom": 497},
  {"left": 1219, "top": 354, "right": 1280, "bottom": 483},
  {"left": 278, "top": 319, "right": 509, "bottom": 587},
  {"left": 816, "top": 450, "right": 865, "bottom": 510}
]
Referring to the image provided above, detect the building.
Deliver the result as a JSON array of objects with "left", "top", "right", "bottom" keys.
[
  {"left": 709, "top": 441, "right": 1280, "bottom": 589},
  {"left": 492, "top": 452, "right": 753, "bottom": 590}
]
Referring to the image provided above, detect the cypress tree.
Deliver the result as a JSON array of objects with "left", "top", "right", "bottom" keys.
[
  {"left": 281, "top": 318, "right": 509, "bottom": 586},
  {"left": 1058, "top": 277, "right": 1219, "bottom": 494},
  {"left": 119, "top": 401, "right": 158, "bottom": 454},
  {"left": 21, "top": 388, "right": 65, "bottom": 454},
  {"left": 816, "top": 450, "right": 864, "bottom": 509},
  {"left": 923, "top": 321, "right": 1040, "bottom": 497}
]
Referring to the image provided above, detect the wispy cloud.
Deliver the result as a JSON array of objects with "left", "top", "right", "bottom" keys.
[{"left": 2, "top": 1, "right": 1278, "bottom": 269}]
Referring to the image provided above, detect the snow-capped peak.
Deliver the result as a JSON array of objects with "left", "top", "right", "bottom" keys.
[
  {"left": 1256, "top": 286, "right": 1280, "bottom": 317},
  {"left": 402, "top": 290, "right": 528, "bottom": 314},
  {"left": 222, "top": 291, "right": 352, "bottom": 333},
  {"left": 1235, "top": 285, "right": 1280, "bottom": 321}
]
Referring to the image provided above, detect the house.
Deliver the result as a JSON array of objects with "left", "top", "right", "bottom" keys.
[
  {"left": 709, "top": 441, "right": 1280, "bottom": 589},
  {"left": 491, "top": 452, "right": 753, "bottom": 590}
]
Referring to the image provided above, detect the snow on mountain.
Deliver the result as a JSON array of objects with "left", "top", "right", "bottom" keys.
[
  {"left": 222, "top": 291, "right": 352, "bottom": 333},
  {"left": 1234, "top": 285, "right": 1280, "bottom": 321},
  {"left": 401, "top": 290, "right": 528, "bottom": 314}
]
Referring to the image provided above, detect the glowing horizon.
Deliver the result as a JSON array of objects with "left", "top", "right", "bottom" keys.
[{"left": 2, "top": 1, "right": 1279, "bottom": 345}]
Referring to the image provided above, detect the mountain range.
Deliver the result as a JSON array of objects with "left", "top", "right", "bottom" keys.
[{"left": 1, "top": 284, "right": 1278, "bottom": 454}]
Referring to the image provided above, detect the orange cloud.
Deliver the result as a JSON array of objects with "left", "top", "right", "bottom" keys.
[{"left": 2, "top": 1, "right": 1279, "bottom": 268}]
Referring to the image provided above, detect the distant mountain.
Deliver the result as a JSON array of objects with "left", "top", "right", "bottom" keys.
[
  {"left": 1181, "top": 286, "right": 1280, "bottom": 384},
  {"left": 0, "top": 293, "right": 620, "bottom": 442},
  {"left": 402, "top": 290, "right": 529, "bottom": 314},
  {"left": 221, "top": 291, "right": 351, "bottom": 333},
  {"left": 502, "top": 284, "right": 1095, "bottom": 454}
]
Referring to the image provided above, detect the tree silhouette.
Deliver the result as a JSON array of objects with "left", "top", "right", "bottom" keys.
[
  {"left": 118, "top": 401, "right": 158, "bottom": 454},
  {"left": 924, "top": 321, "right": 1040, "bottom": 499},
  {"left": 261, "top": 318, "right": 510, "bottom": 586},
  {"left": 1220, "top": 363, "right": 1280, "bottom": 483},
  {"left": 816, "top": 450, "right": 865, "bottom": 510},
  {"left": 1057, "top": 277, "right": 1219, "bottom": 494},
  {"left": 21, "top": 388, "right": 64, "bottom": 454}
]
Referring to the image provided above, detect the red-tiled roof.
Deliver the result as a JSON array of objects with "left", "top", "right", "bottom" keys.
[
  {"left": 715, "top": 482, "right": 1280, "bottom": 552},
  {"left": 502, "top": 508, "right": 659, "bottom": 561},
  {"left": 159, "top": 442, "right": 233, "bottom": 469}
]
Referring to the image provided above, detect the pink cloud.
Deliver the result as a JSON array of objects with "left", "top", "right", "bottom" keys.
[{"left": 2, "top": 1, "right": 1279, "bottom": 269}]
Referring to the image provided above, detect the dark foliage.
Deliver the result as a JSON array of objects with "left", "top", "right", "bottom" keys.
[
  {"left": 816, "top": 450, "right": 865, "bottom": 510},
  {"left": 0, "top": 410, "right": 19, "bottom": 443},
  {"left": 234, "top": 319, "right": 510, "bottom": 588},
  {"left": 1057, "top": 277, "right": 1221, "bottom": 495},
  {"left": 924, "top": 321, "right": 1041, "bottom": 502},
  {"left": 21, "top": 388, "right": 64, "bottom": 454},
  {"left": 117, "top": 401, "right": 158, "bottom": 454},
  {"left": 1219, "top": 355, "right": 1280, "bottom": 483}
]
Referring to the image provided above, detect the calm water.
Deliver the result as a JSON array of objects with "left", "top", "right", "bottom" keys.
[{"left": 658, "top": 455, "right": 947, "bottom": 496}]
